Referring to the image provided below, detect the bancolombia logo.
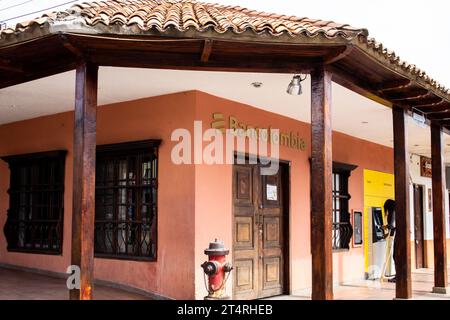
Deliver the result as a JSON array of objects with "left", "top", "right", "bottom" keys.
[
  {"left": 211, "top": 112, "right": 306, "bottom": 151},
  {"left": 171, "top": 121, "right": 280, "bottom": 175}
]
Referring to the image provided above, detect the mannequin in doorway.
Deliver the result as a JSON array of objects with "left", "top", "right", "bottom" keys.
[{"left": 383, "top": 199, "right": 397, "bottom": 283}]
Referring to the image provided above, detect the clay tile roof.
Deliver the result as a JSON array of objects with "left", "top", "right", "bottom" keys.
[
  {"left": 0, "top": 0, "right": 449, "bottom": 97},
  {"left": 0, "top": 0, "right": 367, "bottom": 39},
  {"left": 355, "top": 37, "right": 450, "bottom": 96}
]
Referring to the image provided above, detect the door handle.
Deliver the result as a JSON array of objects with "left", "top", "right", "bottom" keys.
[{"left": 255, "top": 214, "right": 264, "bottom": 226}]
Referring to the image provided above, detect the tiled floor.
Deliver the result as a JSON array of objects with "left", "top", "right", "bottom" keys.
[
  {"left": 269, "top": 268, "right": 450, "bottom": 300},
  {"left": 1, "top": 267, "right": 449, "bottom": 300},
  {"left": 0, "top": 267, "right": 152, "bottom": 300}
]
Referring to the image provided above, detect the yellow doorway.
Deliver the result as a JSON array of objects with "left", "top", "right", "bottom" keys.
[{"left": 363, "top": 169, "right": 395, "bottom": 275}]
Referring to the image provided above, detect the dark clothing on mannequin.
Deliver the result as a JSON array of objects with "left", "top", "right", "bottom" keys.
[
  {"left": 384, "top": 199, "right": 398, "bottom": 278},
  {"left": 386, "top": 209, "right": 397, "bottom": 267}
]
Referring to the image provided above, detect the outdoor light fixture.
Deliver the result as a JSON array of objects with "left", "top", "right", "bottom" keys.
[
  {"left": 287, "top": 74, "right": 307, "bottom": 95},
  {"left": 251, "top": 82, "right": 263, "bottom": 88}
]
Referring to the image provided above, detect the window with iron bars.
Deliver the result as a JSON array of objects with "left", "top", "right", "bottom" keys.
[
  {"left": 94, "top": 140, "right": 160, "bottom": 261},
  {"left": 2, "top": 151, "right": 66, "bottom": 254},
  {"left": 332, "top": 163, "right": 356, "bottom": 251}
]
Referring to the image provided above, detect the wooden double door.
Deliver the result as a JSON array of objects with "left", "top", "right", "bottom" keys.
[{"left": 232, "top": 163, "right": 289, "bottom": 299}]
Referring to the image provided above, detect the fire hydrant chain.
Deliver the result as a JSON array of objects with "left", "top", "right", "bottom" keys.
[{"left": 203, "top": 268, "right": 231, "bottom": 295}]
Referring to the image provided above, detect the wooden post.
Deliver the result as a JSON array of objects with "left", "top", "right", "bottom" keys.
[
  {"left": 70, "top": 61, "right": 98, "bottom": 300},
  {"left": 392, "top": 105, "right": 412, "bottom": 299},
  {"left": 310, "top": 66, "right": 333, "bottom": 300},
  {"left": 431, "top": 123, "right": 448, "bottom": 294}
]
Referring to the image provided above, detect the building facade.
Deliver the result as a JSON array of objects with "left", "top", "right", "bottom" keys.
[
  {"left": 1, "top": 90, "right": 447, "bottom": 299},
  {"left": 1, "top": 0, "right": 450, "bottom": 301}
]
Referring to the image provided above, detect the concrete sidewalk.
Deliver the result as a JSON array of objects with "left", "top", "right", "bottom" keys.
[
  {"left": 0, "top": 267, "right": 152, "bottom": 300},
  {"left": 268, "top": 268, "right": 450, "bottom": 300}
]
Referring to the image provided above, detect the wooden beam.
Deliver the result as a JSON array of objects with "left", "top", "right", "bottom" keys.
[
  {"left": 413, "top": 101, "right": 447, "bottom": 110},
  {"left": 0, "top": 58, "right": 23, "bottom": 73},
  {"left": 0, "top": 59, "right": 76, "bottom": 90},
  {"left": 433, "top": 120, "right": 450, "bottom": 127},
  {"left": 416, "top": 102, "right": 449, "bottom": 114},
  {"left": 378, "top": 79, "right": 411, "bottom": 92},
  {"left": 92, "top": 53, "right": 314, "bottom": 74},
  {"left": 392, "top": 105, "right": 412, "bottom": 299},
  {"left": 426, "top": 113, "right": 450, "bottom": 121},
  {"left": 70, "top": 61, "right": 98, "bottom": 300},
  {"left": 60, "top": 35, "right": 84, "bottom": 58},
  {"left": 310, "top": 65, "right": 333, "bottom": 300},
  {"left": 324, "top": 45, "right": 352, "bottom": 65},
  {"left": 407, "top": 96, "right": 443, "bottom": 107},
  {"left": 387, "top": 88, "right": 429, "bottom": 101},
  {"left": 430, "top": 124, "right": 449, "bottom": 294},
  {"left": 328, "top": 65, "right": 392, "bottom": 107},
  {"left": 200, "top": 39, "right": 213, "bottom": 63}
]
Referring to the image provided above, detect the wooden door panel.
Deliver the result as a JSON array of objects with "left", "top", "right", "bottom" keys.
[
  {"left": 233, "top": 165, "right": 258, "bottom": 299},
  {"left": 235, "top": 216, "right": 254, "bottom": 249},
  {"left": 258, "top": 165, "right": 284, "bottom": 298},
  {"left": 234, "top": 259, "right": 255, "bottom": 293},
  {"left": 263, "top": 216, "right": 281, "bottom": 248},
  {"left": 261, "top": 257, "right": 283, "bottom": 294},
  {"left": 260, "top": 207, "right": 281, "bottom": 215},
  {"left": 233, "top": 163, "right": 288, "bottom": 299},
  {"left": 234, "top": 167, "right": 253, "bottom": 206}
]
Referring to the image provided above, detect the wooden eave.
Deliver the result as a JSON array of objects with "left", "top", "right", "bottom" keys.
[{"left": 1, "top": 26, "right": 450, "bottom": 132}]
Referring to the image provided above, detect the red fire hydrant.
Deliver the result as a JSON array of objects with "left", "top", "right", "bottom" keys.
[{"left": 201, "top": 239, "right": 233, "bottom": 300}]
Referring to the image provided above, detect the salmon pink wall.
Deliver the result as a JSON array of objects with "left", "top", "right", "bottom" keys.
[
  {"left": 0, "top": 92, "right": 197, "bottom": 299},
  {"left": 192, "top": 91, "right": 394, "bottom": 296},
  {"left": 193, "top": 91, "right": 312, "bottom": 297},
  {"left": 0, "top": 112, "right": 73, "bottom": 273},
  {"left": 332, "top": 131, "right": 393, "bottom": 284},
  {"left": 423, "top": 239, "right": 450, "bottom": 269},
  {"left": 0, "top": 89, "right": 394, "bottom": 299}
]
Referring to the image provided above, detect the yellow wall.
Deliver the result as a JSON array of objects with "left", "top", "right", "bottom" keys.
[{"left": 363, "top": 169, "right": 395, "bottom": 272}]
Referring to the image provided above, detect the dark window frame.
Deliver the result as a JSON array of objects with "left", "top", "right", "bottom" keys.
[
  {"left": 2, "top": 150, "right": 66, "bottom": 255},
  {"left": 353, "top": 211, "right": 363, "bottom": 246},
  {"left": 94, "top": 139, "right": 160, "bottom": 262},
  {"left": 332, "top": 162, "right": 357, "bottom": 251}
]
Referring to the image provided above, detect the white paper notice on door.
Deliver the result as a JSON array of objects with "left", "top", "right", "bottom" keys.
[{"left": 266, "top": 184, "right": 278, "bottom": 201}]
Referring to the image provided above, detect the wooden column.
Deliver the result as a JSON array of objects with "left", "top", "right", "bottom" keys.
[
  {"left": 392, "top": 105, "right": 412, "bottom": 299},
  {"left": 431, "top": 123, "right": 448, "bottom": 293},
  {"left": 310, "top": 66, "right": 333, "bottom": 300},
  {"left": 70, "top": 61, "right": 98, "bottom": 300}
]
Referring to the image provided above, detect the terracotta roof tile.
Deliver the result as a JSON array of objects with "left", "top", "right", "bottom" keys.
[
  {"left": 0, "top": 0, "right": 366, "bottom": 39},
  {"left": 0, "top": 0, "right": 448, "bottom": 97},
  {"left": 357, "top": 37, "right": 450, "bottom": 95}
]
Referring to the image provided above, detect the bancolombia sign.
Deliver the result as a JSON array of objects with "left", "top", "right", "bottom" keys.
[{"left": 211, "top": 112, "right": 306, "bottom": 151}]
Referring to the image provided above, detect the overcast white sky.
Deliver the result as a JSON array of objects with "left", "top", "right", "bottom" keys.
[{"left": 1, "top": 0, "right": 449, "bottom": 87}]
